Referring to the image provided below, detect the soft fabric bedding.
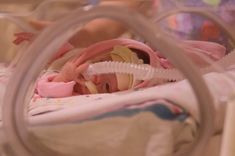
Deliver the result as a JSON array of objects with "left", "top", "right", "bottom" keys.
[
  {"left": 0, "top": 43, "right": 234, "bottom": 156},
  {"left": 31, "top": 111, "right": 196, "bottom": 156},
  {"left": 0, "top": 63, "right": 234, "bottom": 132},
  {"left": 29, "top": 67, "right": 235, "bottom": 132},
  {"left": 0, "top": 61, "right": 232, "bottom": 156},
  {"left": 0, "top": 64, "right": 197, "bottom": 156}
]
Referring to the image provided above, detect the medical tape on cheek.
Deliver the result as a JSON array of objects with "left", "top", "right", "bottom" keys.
[
  {"left": 110, "top": 46, "right": 144, "bottom": 90},
  {"left": 84, "top": 80, "right": 98, "bottom": 94}
]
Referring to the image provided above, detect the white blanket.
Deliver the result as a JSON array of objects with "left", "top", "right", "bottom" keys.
[
  {"left": 28, "top": 69, "right": 235, "bottom": 131},
  {"left": 0, "top": 64, "right": 232, "bottom": 156},
  {"left": 0, "top": 64, "right": 234, "bottom": 132}
]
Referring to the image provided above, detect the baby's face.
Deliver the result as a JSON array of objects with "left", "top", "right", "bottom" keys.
[
  {"left": 72, "top": 46, "right": 145, "bottom": 95},
  {"left": 73, "top": 54, "right": 119, "bottom": 94},
  {"left": 74, "top": 73, "right": 118, "bottom": 94}
]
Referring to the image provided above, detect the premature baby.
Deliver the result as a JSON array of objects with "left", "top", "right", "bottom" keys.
[{"left": 34, "top": 38, "right": 226, "bottom": 98}]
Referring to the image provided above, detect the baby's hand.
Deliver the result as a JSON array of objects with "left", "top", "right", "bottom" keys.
[{"left": 52, "top": 59, "right": 89, "bottom": 83}]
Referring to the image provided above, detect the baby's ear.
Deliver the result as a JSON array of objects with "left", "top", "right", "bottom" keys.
[{"left": 28, "top": 19, "right": 52, "bottom": 30}]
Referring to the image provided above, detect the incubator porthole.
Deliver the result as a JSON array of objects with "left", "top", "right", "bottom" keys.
[{"left": 0, "top": 1, "right": 235, "bottom": 156}]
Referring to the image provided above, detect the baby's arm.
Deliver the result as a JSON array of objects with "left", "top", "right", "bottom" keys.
[{"left": 36, "top": 60, "right": 89, "bottom": 98}]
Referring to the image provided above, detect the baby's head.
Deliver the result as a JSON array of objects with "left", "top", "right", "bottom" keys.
[
  {"left": 53, "top": 38, "right": 226, "bottom": 95},
  {"left": 57, "top": 39, "right": 162, "bottom": 95}
]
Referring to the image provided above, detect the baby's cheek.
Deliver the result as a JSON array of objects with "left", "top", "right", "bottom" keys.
[
  {"left": 96, "top": 83, "right": 108, "bottom": 93},
  {"left": 94, "top": 74, "right": 118, "bottom": 93},
  {"left": 108, "top": 74, "right": 118, "bottom": 92}
]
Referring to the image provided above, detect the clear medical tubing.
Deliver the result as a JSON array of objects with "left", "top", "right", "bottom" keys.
[
  {"left": 0, "top": 0, "right": 88, "bottom": 17},
  {"left": 2, "top": 6, "right": 215, "bottom": 156},
  {"left": 0, "top": 15, "right": 36, "bottom": 33},
  {"left": 85, "top": 49, "right": 235, "bottom": 81}
]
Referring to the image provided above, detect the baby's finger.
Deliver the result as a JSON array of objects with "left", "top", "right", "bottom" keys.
[
  {"left": 70, "top": 54, "right": 79, "bottom": 63},
  {"left": 75, "top": 62, "right": 89, "bottom": 74},
  {"left": 74, "top": 52, "right": 90, "bottom": 66}
]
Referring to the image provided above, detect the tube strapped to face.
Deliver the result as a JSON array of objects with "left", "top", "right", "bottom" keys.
[{"left": 36, "top": 38, "right": 228, "bottom": 97}]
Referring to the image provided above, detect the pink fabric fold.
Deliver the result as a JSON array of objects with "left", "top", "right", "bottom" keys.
[
  {"left": 160, "top": 40, "right": 226, "bottom": 68},
  {"left": 75, "top": 38, "right": 161, "bottom": 67},
  {"left": 183, "top": 40, "right": 226, "bottom": 60},
  {"left": 36, "top": 74, "right": 76, "bottom": 98}
]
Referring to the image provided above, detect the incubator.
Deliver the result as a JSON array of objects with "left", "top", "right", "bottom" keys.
[{"left": 0, "top": 0, "right": 235, "bottom": 156}]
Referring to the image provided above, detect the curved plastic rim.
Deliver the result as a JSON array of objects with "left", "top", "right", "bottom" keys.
[
  {"left": 155, "top": 6, "right": 235, "bottom": 45},
  {"left": 3, "top": 6, "right": 214, "bottom": 156}
]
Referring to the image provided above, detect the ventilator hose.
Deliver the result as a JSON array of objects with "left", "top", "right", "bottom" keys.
[{"left": 85, "top": 49, "right": 235, "bottom": 81}]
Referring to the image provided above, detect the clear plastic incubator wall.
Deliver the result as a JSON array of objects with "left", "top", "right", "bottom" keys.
[{"left": 0, "top": 0, "right": 235, "bottom": 156}]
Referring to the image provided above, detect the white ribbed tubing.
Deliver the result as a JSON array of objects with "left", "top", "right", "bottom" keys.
[
  {"left": 86, "top": 61, "right": 182, "bottom": 81},
  {"left": 86, "top": 49, "right": 235, "bottom": 81}
]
